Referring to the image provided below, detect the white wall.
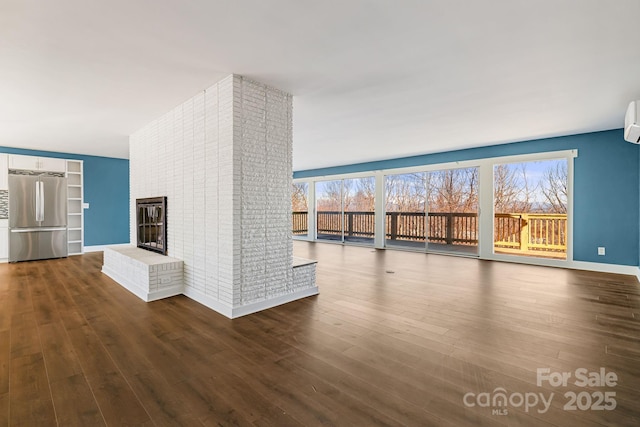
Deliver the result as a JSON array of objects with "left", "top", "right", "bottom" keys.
[{"left": 130, "top": 74, "right": 304, "bottom": 317}]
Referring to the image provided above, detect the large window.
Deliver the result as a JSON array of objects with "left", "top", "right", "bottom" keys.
[
  {"left": 292, "top": 182, "right": 308, "bottom": 237},
  {"left": 384, "top": 167, "right": 478, "bottom": 254},
  {"left": 385, "top": 172, "right": 427, "bottom": 249},
  {"left": 493, "top": 159, "right": 568, "bottom": 259},
  {"left": 316, "top": 180, "right": 342, "bottom": 242},
  {"left": 315, "top": 177, "right": 376, "bottom": 244},
  {"left": 295, "top": 149, "right": 573, "bottom": 266},
  {"left": 343, "top": 177, "right": 376, "bottom": 244},
  {"left": 427, "top": 168, "right": 478, "bottom": 255}
]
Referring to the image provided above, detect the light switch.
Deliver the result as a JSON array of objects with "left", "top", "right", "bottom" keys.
[{"left": 83, "top": 202, "right": 90, "bottom": 209}]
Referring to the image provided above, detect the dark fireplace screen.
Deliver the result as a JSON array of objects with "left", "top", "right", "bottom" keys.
[{"left": 137, "top": 197, "right": 167, "bottom": 255}]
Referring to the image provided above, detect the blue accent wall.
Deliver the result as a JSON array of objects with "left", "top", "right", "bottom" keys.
[
  {"left": 0, "top": 147, "right": 129, "bottom": 246},
  {"left": 294, "top": 129, "right": 640, "bottom": 266}
]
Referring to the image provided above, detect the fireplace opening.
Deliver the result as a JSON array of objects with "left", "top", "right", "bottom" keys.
[{"left": 137, "top": 197, "right": 167, "bottom": 255}]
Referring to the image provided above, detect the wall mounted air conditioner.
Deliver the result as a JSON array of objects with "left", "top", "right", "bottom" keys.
[{"left": 625, "top": 100, "right": 640, "bottom": 143}]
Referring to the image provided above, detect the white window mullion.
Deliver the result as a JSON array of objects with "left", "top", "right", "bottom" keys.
[
  {"left": 374, "top": 172, "right": 385, "bottom": 248},
  {"left": 566, "top": 156, "right": 575, "bottom": 263},
  {"left": 478, "top": 161, "right": 495, "bottom": 259},
  {"left": 340, "top": 180, "right": 345, "bottom": 243},
  {"left": 308, "top": 181, "right": 316, "bottom": 241}
]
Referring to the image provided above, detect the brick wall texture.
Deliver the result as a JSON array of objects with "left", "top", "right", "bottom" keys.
[{"left": 129, "top": 74, "right": 302, "bottom": 311}]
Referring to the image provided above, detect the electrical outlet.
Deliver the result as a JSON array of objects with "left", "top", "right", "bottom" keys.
[{"left": 598, "top": 247, "right": 605, "bottom": 256}]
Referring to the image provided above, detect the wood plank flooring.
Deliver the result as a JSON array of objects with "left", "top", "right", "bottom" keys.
[{"left": 1, "top": 241, "right": 639, "bottom": 426}]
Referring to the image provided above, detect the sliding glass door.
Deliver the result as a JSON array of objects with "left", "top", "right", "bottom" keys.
[
  {"left": 385, "top": 168, "right": 478, "bottom": 254},
  {"left": 343, "top": 177, "right": 376, "bottom": 244},
  {"left": 315, "top": 177, "right": 376, "bottom": 244},
  {"left": 301, "top": 150, "right": 573, "bottom": 265},
  {"left": 493, "top": 159, "right": 567, "bottom": 259},
  {"left": 426, "top": 167, "right": 478, "bottom": 255},
  {"left": 385, "top": 172, "right": 427, "bottom": 249},
  {"left": 316, "top": 180, "right": 342, "bottom": 242}
]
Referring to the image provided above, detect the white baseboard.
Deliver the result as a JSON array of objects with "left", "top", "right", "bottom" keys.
[
  {"left": 183, "top": 286, "right": 319, "bottom": 319},
  {"left": 568, "top": 261, "right": 640, "bottom": 281},
  {"left": 478, "top": 253, "right": 640, "bottom": 283},
  {"left": 101, "top": 265, "right": 183, "bottom": 302},
  {"left": 230, "top": 287, "right": 319, "bottom": 318},
  {"left": 182, "top": 288, "right": 234, "bottom": 318},
  {"left": 85, "top": 243, "right": 132, "bottom": 253}
]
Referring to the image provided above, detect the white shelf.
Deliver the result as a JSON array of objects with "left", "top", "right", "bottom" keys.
[
  {"left": 66, "top": 159, "right": 84, "bottom": 255},
  {"left": 67, "top": 173, "right": 81, "bottom": 186},
  {"left": 67, "top": 161, "right": 82, "bottom": 174},
  {"left": 68, "top": 241, "right": 82, "bottom": 254},
  {"left": 68, "top": 186, "right": 81, "bottom": 199}
]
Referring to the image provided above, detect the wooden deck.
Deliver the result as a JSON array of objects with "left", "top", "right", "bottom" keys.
[
  {"left": 1, "top": 243, "right": 639, "bottom": 426},
  {"left": 494, "top": 246, "right": 567, "bottom": 259}
]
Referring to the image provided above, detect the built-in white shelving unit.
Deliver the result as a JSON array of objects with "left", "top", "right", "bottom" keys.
[{"left": 66, "top": 160, "right": 84, "bottom": 255}]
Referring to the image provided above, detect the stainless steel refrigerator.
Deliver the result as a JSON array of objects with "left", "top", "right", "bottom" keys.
[{"left": 9, "top": 174, "right": 68, "bottom": 262}]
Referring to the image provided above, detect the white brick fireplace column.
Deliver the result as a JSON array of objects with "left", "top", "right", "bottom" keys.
[{"left": 128, "top": 74, "right": 317, "bottom": 318}]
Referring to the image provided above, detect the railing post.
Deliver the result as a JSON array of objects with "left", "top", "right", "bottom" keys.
[
  {"left": 348, "top": 212, "right": 354, "bottom": 237},
  {"left": 303, "top": 211, "right": 308, "bottom": 234},
  {"left": 390, "top": 212, "right": 398, "bottom": 240},
  {"left": 446, "top": 213, "right": 453, "bottom": 245},
  {"left": 520, "top": 214, "right": 529, "bottom": 251}
]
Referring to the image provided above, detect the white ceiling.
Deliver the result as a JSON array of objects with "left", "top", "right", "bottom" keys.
[{"left": 2, "top": 1, "right": 640, "bottom": 171}]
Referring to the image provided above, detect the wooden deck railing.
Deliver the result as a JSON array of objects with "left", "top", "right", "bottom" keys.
[
  {"left": 293, "top": 211, "right": 567, "bottom": 253},
  {"left": 292, "top": 211, "right": 308, "bottom": 235},
  {"left": 385, "top": 212, "right": 478, "bottom": 245},
  {"left": 494, "top": 213, "right": 567, "bottom": 253}
]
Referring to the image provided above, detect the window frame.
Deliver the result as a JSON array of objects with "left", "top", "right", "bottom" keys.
[{"left": 293, "top": 149, "right": 577, "bottom": 268}]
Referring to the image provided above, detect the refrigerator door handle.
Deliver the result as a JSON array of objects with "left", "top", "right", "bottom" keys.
[
  {"left": 11, "top": 227, "right": 67, "bottom": 233},
  {"left": 35, "top": 180, "right": 41, "bottom": 221},
  {"left": 40, "top": 181, "right": 45, "bottom": 221}
]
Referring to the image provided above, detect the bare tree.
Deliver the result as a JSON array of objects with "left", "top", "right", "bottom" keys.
[
  {"left": 341, "top": 179, "right": 355, "bottom": 211},
  {"left": 428, "top": 168, "right": 478, "bottom": 213},
  {"left": 540, "top": 161, "right": 568, "bottom": 213},
  {"left": 464, "top": 168, "right": 479, "bottom": 213},
  {"left": 511, "top": 163, "right": 537, "bottom": 212},
  {"left": 385, "top": 173, "right": 426, "bottom": 212},
  {"left": 291, "top": 183, "right": 308, "bottom": 212},
  {"left": 352, "top": 177, "right": 375, "bottom": 211},
  {"left": 494, "top": 164, "right": 531, "bottom": 213},
  {"left": 317, "top": 180, "right": 341, "bottom": 211}
]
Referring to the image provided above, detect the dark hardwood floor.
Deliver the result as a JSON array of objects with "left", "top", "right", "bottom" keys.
[{"left": 1, "top": 241, "right": 640, "bottom": 426}]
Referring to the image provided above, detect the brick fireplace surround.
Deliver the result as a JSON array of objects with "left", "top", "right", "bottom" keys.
[{"left": 102, "top": 74, "right": 317, "bottom": 318}]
